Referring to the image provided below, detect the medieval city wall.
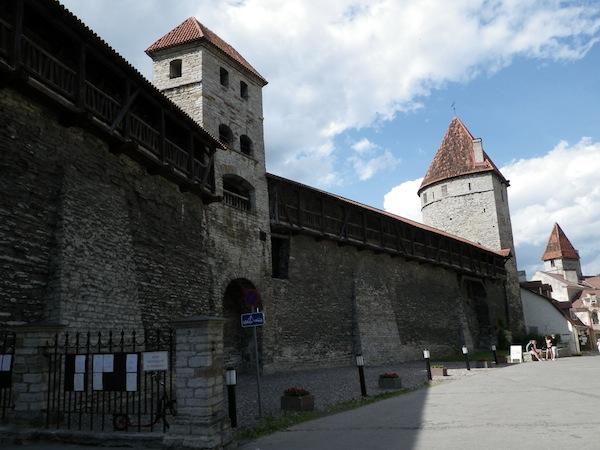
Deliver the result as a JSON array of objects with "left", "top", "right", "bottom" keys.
[
  {"left": 266, "top": 234, "right": 508, "bottom": 372},
  {"left": 0, "top": 87, "right": 218, "bottom": 330}
]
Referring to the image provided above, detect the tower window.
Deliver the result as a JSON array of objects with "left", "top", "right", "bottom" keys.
[
  {"left": 423, "top": 192, "right": 428, "bottom": 204},
  {"left": 219, "top": 124, "right": 234, "bottom": 146},
  {"left": 240, "top": 81, "right": 248, "bottom": 99},
  {"left": 271, "top": 236, "right": 290, "bottom": 279},
  {"left": 550, "top": 260, "right": 555, "bottom": 267},
  {"left": 441, "top": 185, "right": 448, "bottom": 197},
  {"left": 240, "top": 135, "right": 253, "bottom": 156},
  {"left": 223, "top": 175, "right": 253, "bottom": 212},
  {"left": 169, "top": 59, "right": 182, "bottom": 78},
  {"left": 468, "top": 182, "right": 471, "bottom": 191},
  {"left": 220, "top": 67, "right": 229, "bottom": 87}
]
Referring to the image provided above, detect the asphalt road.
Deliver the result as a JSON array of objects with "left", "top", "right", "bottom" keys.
[{"left": 240, "top": 356, "right": 600, "bottom": 450}]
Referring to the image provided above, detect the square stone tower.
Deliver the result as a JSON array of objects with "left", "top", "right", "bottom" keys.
[{"left": 146, "top": 18, "right": 272, "bottom": 369}]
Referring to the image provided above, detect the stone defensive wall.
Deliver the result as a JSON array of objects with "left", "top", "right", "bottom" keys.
[
  {"left": 266, "top": 174, "right": 511, "bottom": 370},
  {"left": 0, "top": 0, "right": 515, "bottom": 378}
]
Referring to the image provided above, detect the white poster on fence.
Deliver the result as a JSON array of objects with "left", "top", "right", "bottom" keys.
[{"left": 142, "top": 351, "right": 169, "bottom": 371}]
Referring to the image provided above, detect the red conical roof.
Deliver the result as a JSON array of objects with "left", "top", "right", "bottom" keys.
[
  {"left": 418, "top": 117, "right": 507, "bottom": 193},
  {"left": 542, "top": 223, "right": 579, "bottom": 261},
  {"left": 146, "top": 17, "right": 267, "bottom": 85}
]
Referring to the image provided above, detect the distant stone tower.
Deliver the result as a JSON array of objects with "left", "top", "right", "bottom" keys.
[
  {"left": 146, "top": 19, "right": 272, "bottom": 368},
  {"left": 418, "top": 117, "right": 524, "bottom": 335},
  {"left": 541, "top": 223, "right": 582, "bottom": 283}
]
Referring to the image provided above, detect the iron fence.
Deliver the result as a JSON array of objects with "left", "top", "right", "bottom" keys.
[{"left": 46, "top": 329, "right": 175, "bottom": 433}]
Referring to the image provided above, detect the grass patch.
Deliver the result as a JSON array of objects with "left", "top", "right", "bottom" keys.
[{"left": 235, "top": 388, "right": 417, "bottom": 441}]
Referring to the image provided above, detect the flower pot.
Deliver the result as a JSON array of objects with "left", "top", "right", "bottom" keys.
[
  {"left": 378, "top": 376, "right": 402, "bottom": 389},
  {"left": 281, "top": 394, "right": 315, "bottom": 412},
  {"left": 431, "top": 367, "right": 448, "bottom": 377}
]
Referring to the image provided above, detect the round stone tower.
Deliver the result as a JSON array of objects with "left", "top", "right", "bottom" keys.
[{"left": 418, "top": 117, "right": 524, "bottom": 335}]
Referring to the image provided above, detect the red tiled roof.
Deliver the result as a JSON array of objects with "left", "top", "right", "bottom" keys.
[
  {"left": 542, "top": 223, "right": 579, "bottom": 261},
  {"left": 418, "top": 117, "right": 508, "bottom": 193},
  {"left": 583, "top": 276, "right": 600, "bottom": 289},
  {"left": 145, "top": 17, "right": 267, "bottom": 85}
]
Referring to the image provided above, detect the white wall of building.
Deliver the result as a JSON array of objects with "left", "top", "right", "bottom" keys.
[{"left": 521, "top": 288, "right": 579, "bottom": 353}]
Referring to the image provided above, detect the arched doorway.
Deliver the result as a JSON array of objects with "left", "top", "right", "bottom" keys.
[
  {"left": 222, "top": 278, "right": 261, "bottom": 370},
  {"left": 463, "top": 278, "right": 492, "bottom": 349}
]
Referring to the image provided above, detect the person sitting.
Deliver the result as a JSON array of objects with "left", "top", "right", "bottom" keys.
[{"left": 525, "top": 339, "right": 544, "bottom": 361}]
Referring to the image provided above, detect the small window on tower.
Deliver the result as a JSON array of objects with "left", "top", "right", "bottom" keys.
[
  {"left": 219, "top": 124, "right": 234, "bottom": 146},
  {"left": 169, "top": 59, "right": 182, "bottom": 79},
  {"left": 468, "top": 182, "right": 472, "bottom": 191},
  {"left": 550, "top": 260, "right": 555, "bottom": 267},
  {"left": 423, "top": 192, "right": 428, "bottom": 204},
  {"left": 220, "top": 67, "right": 229, "bottom": 87},
  {"left": 441, "top": 185, "right": 448, "bottom": 197},
  {"left": 240, "top": 81, "right": 248, "bottom": 99},
  {"left": 240, "top": 135, "right": 253, "bottom": 156}
]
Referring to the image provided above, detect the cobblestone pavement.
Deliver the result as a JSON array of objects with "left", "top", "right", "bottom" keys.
[{"left": 233, "top": 359, "right": 492, "bottom": 428}]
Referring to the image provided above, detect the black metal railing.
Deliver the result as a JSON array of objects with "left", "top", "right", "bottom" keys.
[
  {"left": 46, "top": 329, "right": 175, "bottom": 433},
  {"left": 0, "top": 330, "right": 16, "bottom": 422}
]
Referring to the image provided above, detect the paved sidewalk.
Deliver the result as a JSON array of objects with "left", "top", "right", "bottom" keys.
[{"left": 240, "top": 356, "right": 600, "bottom": 450}]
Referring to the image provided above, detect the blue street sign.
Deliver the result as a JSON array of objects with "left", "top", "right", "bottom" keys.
[{"left": 241, "top": 312, "right": 265, "bottom": 328}]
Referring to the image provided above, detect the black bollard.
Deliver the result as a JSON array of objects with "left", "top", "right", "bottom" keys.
[
  {"left": 225, "top": 367, "right": 237, "bottom": 428},
  {"left": 491, "top": 344, "right": 498, "bottom": 365},
  {"left": 462, "top": 345, "right": 470, "bottom": 371},
  {"left": 356, "top": 354, "right": 367, "bottom": 397},
  {"left": 424, "top": 349, "right": 432, "bottom": 381}
]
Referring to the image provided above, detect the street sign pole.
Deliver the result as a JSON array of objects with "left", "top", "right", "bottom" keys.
[{"left": 253, "top": 307, "right": 263, "bottom": 417}]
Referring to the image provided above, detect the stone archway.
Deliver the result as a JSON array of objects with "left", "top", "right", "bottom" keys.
[
  {"left": 222, "top": 278, "right": 261, "bottom": 370},
  {"left": 462, "top": 278, "right": 492, "bottom": 349}
]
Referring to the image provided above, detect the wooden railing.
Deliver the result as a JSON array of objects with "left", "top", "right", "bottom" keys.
[
  {"left": 128, "top": 114, "right": 160, "bottom": 157},
  {"left": 0, "top": 3, "right": 217, "bottom": 199},
  {"left": 21, "top": 36, "right": 76, "bottom": 99},
  {"left": 223, "top": 189, "right": 251, "bottom": 212},
  {"left": 85, "top": 82, "right": 120, "bottom": 125},
  {"left": 268, "top": 175, "right": 507, "bottom": 279},
  {"left": 165, "top": 139, "right": 189, "bottom": 173},
  {"left": 0, "top": 18, "right": 11, "bottom": 59}
]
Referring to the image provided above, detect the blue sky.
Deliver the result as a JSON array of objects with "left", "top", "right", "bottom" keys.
[{"left": 61, "top": 0, "right": 600, "bottom": 277}]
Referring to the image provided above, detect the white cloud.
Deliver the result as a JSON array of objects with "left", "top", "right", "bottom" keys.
[
  {"left": 383, "top": 138, "right": 600, "bottom": 276},
  {"left": 351, "top": 138, "right": 376, "bottom": 154},
  {"left": 383, "top": 177, "right": 423, "bottom": 221},
  {"left": 349, "top": 150, "right": 400, "bottom": 181},
  {"left": 60, "top": 0, "right": 600, "bottom": 188}
]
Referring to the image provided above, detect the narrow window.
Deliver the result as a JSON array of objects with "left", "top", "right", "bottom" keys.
[
  {"left": 432, "top": 191, "right": 435, "bottom": 200},
  {"left": 423, "top": 192, "right": 428, "bottom": 204},
  {"left": 441, "top": 185, "right": 448, "bottom": 197},
  {"left": 240, "top": 81, "right": 248, "bottom": 99},
  {"left": 218, "top": 124, "right": 233, "bottom": 146},
  {"left": 550, "top": 260, "right": 555, "bottom": 267},
  {"left": 223, "top": 175, "right": 252, "bottom": 212},
  {"left": 240, "top": 135, "right": 253, "bottom": 156},
  {"left": 169, "top": 59, "right": 182, "bottom": 78},
  {"left": 220, "top": 67, "right": 229, "bottom": 87},
  {"left": 593, "top": 312, "right": 599, "bottom": 325},
  {"left": 271, "top": 236, "right": 290, "bottom": 279},
  {"left": 468, "top": 182, "right": 471, "bottom": 191}
]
